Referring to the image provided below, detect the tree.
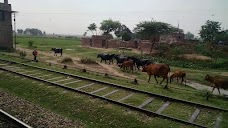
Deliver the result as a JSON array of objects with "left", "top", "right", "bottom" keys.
[
  {"left": 17, "top": 29, "right": 23, "bottom": 34},
  {"left": 24, "top": 28, "right": 43, "bottom": 36},
  {"left": 88, "top": 23, "right": 97, "bottom": 35},
  {"left": 100, "top": 19, "right": 121, "bottom": 36},
  {"left": 115, "top": 24, "right": 132, "bottom": 41},
  {"left": 83, "top": 32, "right": 87, "bottom": 37},
  {"left": 185, "top": 31, "right": 194, "bottom": 40},
  {"left": 134, "top": 20, "right": 181, "bottom": 53},
  {"left": 199, "top": 20, "right": 221, "bottom": 43},
  {"left": 215, "top": 30, "right": 228, "bottom": 42}
]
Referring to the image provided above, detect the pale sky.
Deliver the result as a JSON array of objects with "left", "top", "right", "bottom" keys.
[{"left": 2, "top": 0, "right": 228, "bottom": 36}]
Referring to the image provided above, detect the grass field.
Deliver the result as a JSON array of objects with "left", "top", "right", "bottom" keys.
[{"left": 1, "top": 35, "right": 228, "bottom": 127}]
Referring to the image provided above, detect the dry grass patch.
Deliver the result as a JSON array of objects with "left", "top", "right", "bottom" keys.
[
  {"left": 61, "top": 57, "right": 74, "bottom": 64},
  {"left": 182, "top": 54, "right": 212, "bottom": 61},
  {"left": 80, "top": 58, "right": 97, "bottom": 64}
]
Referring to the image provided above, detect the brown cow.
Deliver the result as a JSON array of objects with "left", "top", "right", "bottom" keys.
[
  {"left": 205, "top": 74, "right": 228, "bottom": 94},
  {"left": 170, "top": 70, "right": 186, "bottom": 85},
  {"left": 119, "top": 60, "right": 134, "bottom": 73},
  {"left": 142, "top": 64, "right": 170, "bottom": 88}
]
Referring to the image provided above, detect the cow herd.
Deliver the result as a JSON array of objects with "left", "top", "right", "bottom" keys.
[
  {"left": 50, "top": 50, "right": 227, "bottom": 94},
  {"left": 97, "top": 53, "right": 187, "bottom": 89},
  {"left": 96, "top": 53, "right": 228, "bottom": 94}
]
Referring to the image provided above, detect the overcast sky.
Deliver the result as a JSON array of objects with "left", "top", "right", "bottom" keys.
[{"left": 3, "top": 0, "right": 228, "bottom": 36}]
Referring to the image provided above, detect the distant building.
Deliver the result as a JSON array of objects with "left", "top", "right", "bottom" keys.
[
  {"left": 82, "top": 35, "right": 113, "bottom": 48},
  {"left": 160, "top": 32, "right": 185, "bottom": 44},
  {"left": 0, "top": 0, "right": 14, "bottom": 48}
]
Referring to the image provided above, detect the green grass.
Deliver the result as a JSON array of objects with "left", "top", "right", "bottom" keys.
[
  {"left": 0, "top": 72, "right": 195, "bottom": 128},
  {"left": 162, "top": 103, "right": 196, "bottom": 121},
  {"left": 195, "top": 109, "right": 220, "bottom": 127},
  {"left": 144, "top": 98, "right": 166, "bottom": 112}
]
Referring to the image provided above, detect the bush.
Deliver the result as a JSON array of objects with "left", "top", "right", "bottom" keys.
[
  {"left": 28, "top": 40, "right": 34, "bottom": 48},
  {"left": 19, "top": 50, "right": 27, "bottom": 58},
  {"left": 80, "top": 58, "right": 97, "bottom": 64},
  {"left": 61, "top": 57, "right": 73, "bottom": 63},
  {"left": 194, "top": 43, "right": 212, "bottom": 57},
  {"left": 171, "top": 46, "right": 185, "bottom": 56}
]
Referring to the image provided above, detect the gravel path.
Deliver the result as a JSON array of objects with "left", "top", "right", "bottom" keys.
[{"left": 0, "top": 90, "right": 83, "bottom": 128}]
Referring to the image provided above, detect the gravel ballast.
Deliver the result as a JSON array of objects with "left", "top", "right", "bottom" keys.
[{"left": 0, "top": 90, "right": 83, "bottom": 128}]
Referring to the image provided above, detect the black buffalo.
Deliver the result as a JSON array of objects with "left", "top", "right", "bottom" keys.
[
  {"left": 113, "top": 54, "right": 128, "bottom": 65},
  {"left": 97, "top": 53, "right": 114, "bottom": 64},
  {"left": 127, "top": 56, "right": 153, "bottom": 70},
  {"left": 51, "top": 48, "right": 63, "bottom": 56}
]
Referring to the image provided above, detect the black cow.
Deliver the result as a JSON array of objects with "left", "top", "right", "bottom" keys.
[
  {"left": 51, "top": 48, "right": 63, "bottom": 56},
  {"left": 127, "top": 56, "right": 153, "bottom": 70},
  {"left": 113, "top": 54, "right": 128, "bottom": 65},
  {"left": 97, "top": 53, "right": 114, "bottom": 64}
]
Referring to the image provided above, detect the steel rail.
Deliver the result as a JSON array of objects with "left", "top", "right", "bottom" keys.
[{"left": 0, "top": 109, "right": 32, "bottom": 128}]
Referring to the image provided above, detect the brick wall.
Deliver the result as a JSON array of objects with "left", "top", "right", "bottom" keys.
[
  {"left": 107, "top": 39, "right": 121, "bottom": 48},
  {"left": 138, "top": 40, "right": 152, "bottom": 52},
  {"left": 91, "top": 35, "right": 113, "bottom": 48},
  {"left": 81, "top": 38, "right": 91, "bottom": 47}
]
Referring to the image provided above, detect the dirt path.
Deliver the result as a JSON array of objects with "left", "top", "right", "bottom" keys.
[
  {"left": 16, "top": 47, "right": 135, "bottom": 79},
  {"left": 98, "top": 63, "right": 136, "bottom": 79}
]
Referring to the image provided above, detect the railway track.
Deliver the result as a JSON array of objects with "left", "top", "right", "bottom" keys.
[
  {"left": 0, "top": 109, "right": 32, "bottom": 128},
  {"left": 0, "top": 58, "right": 227, "bottom": 128}
]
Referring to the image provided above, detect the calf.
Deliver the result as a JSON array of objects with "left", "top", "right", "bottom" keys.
[
  {"left": 170, "top": 71, "right": 186, "bottom": 85},
  {"left": 119, "top": 60, "right": 134, "bottom": 73},
  {"left": 51, "top": 48, "right": 63, "bottom": 56},
  {"left": 142, "top": 64, "right": 170, "bottom": 88},
  {"left": 205, "top": 74, "right": 228, "bottom": 94}
]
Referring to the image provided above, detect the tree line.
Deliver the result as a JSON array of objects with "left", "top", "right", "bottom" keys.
[
  {"left": 86, "top": 19, "right": 228, "bottom": 45},
  {"left": 17, "top": 28, "right": 46, "bottom": 36}
]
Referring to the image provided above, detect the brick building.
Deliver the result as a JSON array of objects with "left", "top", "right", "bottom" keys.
[
  {"left": 81, "top": 35, "right": 112, "bottom": 48},
  {"left": 0, "top": 0, "right": 14, "bottom": 48}
]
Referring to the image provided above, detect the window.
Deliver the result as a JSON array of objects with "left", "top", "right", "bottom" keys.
[{"left": 0, "top": 11, "right": 5, "bottom": 21}]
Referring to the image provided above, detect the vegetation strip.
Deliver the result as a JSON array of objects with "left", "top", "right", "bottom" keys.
[
  {"left": 0, "top": 109, "right": 32, "bottom": 128},
  {"left": 0, "top": 58, "right": 227, "bottom": 112}
]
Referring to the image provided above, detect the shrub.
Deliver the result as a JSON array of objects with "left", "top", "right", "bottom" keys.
[
  {"left": 19, "top": 50, "right": 27, "bottom": 58},
  {"left": 80, "top": 58, "right": 97, "bottom": 64},
  {"left": 194, "top": 43, "right": 212, "bottom": 57},
  {"left": 61, "top": 57, "right": 73, "bottom": 63},
  {"left": 171, "top": 46, "right": 185, "bottom": 56},
  {"left": 28, "top": 40, "right": 34, "bottom": 48}
]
